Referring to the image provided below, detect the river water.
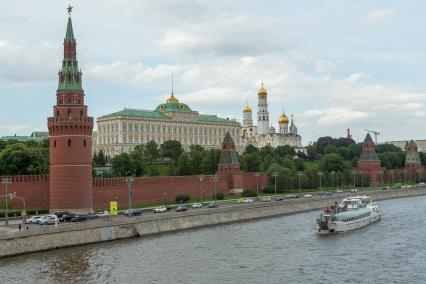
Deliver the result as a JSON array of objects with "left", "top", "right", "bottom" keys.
[{"left": 1, "top": 196, "right": 426, "bottom": 284}]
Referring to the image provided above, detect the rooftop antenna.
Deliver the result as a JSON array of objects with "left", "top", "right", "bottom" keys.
[{"left": 171, "top": 72, "right": 174, "bottom": 95}]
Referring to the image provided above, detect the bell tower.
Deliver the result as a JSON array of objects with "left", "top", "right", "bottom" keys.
[{"left": 47, "top": 6, "right": 94, "bottom": 213}]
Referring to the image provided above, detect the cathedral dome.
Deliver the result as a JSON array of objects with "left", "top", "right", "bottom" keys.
[
  {"left": 243, "top": 105, "right": 252, "bottom": 113},
  {"left": 258, "top": 83, "right": 267, "bottom": 98},
  {"left": 278, "top": 112, "right": 289, "bottom": 124}
]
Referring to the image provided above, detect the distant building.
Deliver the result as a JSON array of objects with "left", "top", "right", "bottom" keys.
[
  {"left": 93, "top": 92, "right": 240, "bottom": 162},
  {"left": 404, "top": 140, "right": 423, "bottom": 172},
  {"left": 386, "top": 139, "right": 426, "bottom": 152},
  {"left": 356, "top": 133, "right": 383, "bottom": 185},
  {"left": 240, "top": 83, "right": 304, "bottom": 152},
  {"left": 0, "top": 131, "right": 48, "bottom": 142}
]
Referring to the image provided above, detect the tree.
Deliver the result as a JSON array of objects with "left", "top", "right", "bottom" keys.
[
  {"left": 130, "top": 146, "right": 145, "bottom": 176},
  {"left": 316, "top": 136, "right": 335, "bottom": 154},
  {"left": 111, "top": 153, "right": 134, "bottom": 176},
  {"left": 319, "top": 153, "right": 346, "bottom": 173},
  {"left": 348, "top": 143, "right": 362, "bottom": 159},
  {"left": 376, "top": 144, "right": 401, "bottom": 153},
  {"left": 306, "top": 145, "right": 316, "bottom": 160},
  {"left": 200, "top": 149, "right": 221, "bottom": 174},
  {"left": 97, "top": 149, "right": 106, "bottom": 166},
  {"left": 144, "top": 141, "right": 159, "bottom": 164},
  {"left": 175, "top": 193, "right": 190, "bottom": 204},
  {"left": 189, "top": 147, "right": 205, "bottom": 174},
  {"left": 338, "top": 147, "right": 350, "bottom": 160},
  {"left": 240, "top": 152, "right": 262, "bottom": 172},
  {"left": 275, "top": 145, "right": 295, "bottom": 157},
  {"left": 160, "top": 140, "right": 183, "bottom": 163},
  {"left": 324, "top": 145, "right": 338, "bottom": 154},
  {"left": 0, "top": 143, "right": 49, "bottom": 175},
  {"left": 175, "top": 153, "right": 192, "bottom": 175},
  {"left": 244, "top": 144, "right": 259, "bottom": 154}
]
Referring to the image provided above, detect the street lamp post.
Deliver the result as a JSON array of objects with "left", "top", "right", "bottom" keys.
[
  {"left": 317, "top": 171, "right": 323, "bottom": 193},
  {"left": 272, "top": 172, "right": 278, "bottom": 196},
  {"left": 199, "top": 175, "right": 205, "bottom": 204},
  {"left": 2, "top": 178, "right": 11, "bottom": 226},
  {"left": 361, "top": 173, "right": 364, "bottom": 189},
  {"left": 254, "top": 173, "right": 260, "bottom": 200},
  {"left": 126, "top": 177, "right": 134, "bottom": 215},
  {"left": 212, "top": 175, "right": 220, "bottom": 202},
  {"left": 330, "top": 171, "right": 336, "bottom": 190},
  {"left": 351, "top": 171, "right": 357, "bottom": 188},
  {"left": 403, "top": 170, "right": 408, "bottom": 186},
  {"left": 298, "top": 172, "right": 303, "bottom": 193}
]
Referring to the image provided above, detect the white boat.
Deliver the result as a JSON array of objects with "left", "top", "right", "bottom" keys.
[{"left": 316, "top": 195, "right": 381, "bottom": 234}]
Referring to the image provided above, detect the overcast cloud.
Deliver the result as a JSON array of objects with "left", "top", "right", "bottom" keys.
[{"left": 0, "top": 0, "right": 425, "bottom": 144}]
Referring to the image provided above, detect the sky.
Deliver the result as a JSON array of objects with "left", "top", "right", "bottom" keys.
[{"left": 0, "top": 0, "right": 425, "bottom": 145}]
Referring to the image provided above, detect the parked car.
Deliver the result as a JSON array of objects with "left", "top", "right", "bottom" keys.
[
  {"left": 192, "top": 203, "right": 203, "bottom": 208},
  {"left": 381, "top": 186, "right": 390, "bottom": 190},
  {"left": 303, "top": 194, "right": 312, "bottom": 198},
  {"left": 153, "top": 206, "right": 168, "bottom": 213},
  {"left": 208, "top": 202, "right": 219, "bottom": 208},
  {"left": 275, "top": 196, "right": 284, "bottom": 201},
  {"left": 260, "top": 196, "right": 271, "bottom": 202},
  {"left": 25, "top": 215, "right": 43, "bottom": 224},
  {"left": 336, "top": 189, "right": 343, "bottom": 193},
  {"left": 123, "top": 209, "right": 142, "bottom": 216},
  {"left": 86, "top": 213, "right": 99, "bottom": 220},
  {"left": 243, "top": 198, "right": 254, "bottom": 203},
  {"left": 164, "top": 205, "right": 172, "bottom": 211},
  {"left": 39, "top": 215, "right": 58, "bottom": 225},
  {"left": 53, "top": 212, "right": 70, "bottom": 222},
  {"left": 349, "top": 188, "right": 358, "bottom": 193},
  {"left": 320, "top": 192, "right": 333, "bottom": 196},
  {"left": 285, "top": 194, "right": 300, "bottom": 199},
  {"left": 71, "top": 215, "right": 88, "bottom": 222},
  {"left": 97, "top": 210, "right": 109, "bottom": 218},
  {"left": 60, "top": 213, "right": 76, "bottom": 222},
  {"left": 416, "top": 182, "right": 426, "bottom": 188},
  {"left": 175, "top": 205, "right": 189, "bottom": 212}
]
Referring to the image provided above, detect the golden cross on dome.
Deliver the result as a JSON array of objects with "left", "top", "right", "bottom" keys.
[{"left": 67, "top": 4, "right": 73, "bottom": 16}]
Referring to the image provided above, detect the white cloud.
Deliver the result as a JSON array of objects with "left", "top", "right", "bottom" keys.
[
  {"left": 366, "top": 9, "right": 395, "bottom": 24},
  {"left": 301, "top": 107, "right": 368, "bottom": 126},
  {"left": 0, "top": 124, "right": 31, "bottom": 136}
]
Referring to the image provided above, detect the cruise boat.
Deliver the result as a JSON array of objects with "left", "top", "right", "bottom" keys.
[{"left": 316, "top": 195, "right": 381, "bottom": 234}]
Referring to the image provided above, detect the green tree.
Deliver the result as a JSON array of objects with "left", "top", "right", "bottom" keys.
[
  {"left": 130, "top": 145, "right": 145, "bottom": 176},
  {"left": 275, "top": 145, "right": 295, "bottom": 157},
  {"left": 319, "top": 153, "right": 346, "bottom": 173},
  {"left": 111, "top": 153, "right": 134, "bottom": 176},
  {"left": 200, "top": 149, "right": 221, "bottom": 174},
  {"left": 306, "top": 145, "right": 316, "bottom": 160},
  {"left": 144, "top": 141, "right": 159, "bottom": 164},
  {"left": 338, "top": 146, "right": 350, "bottom": 160},
  {"left": 241, "top": 152, "right": 262, "bottom": 172},
  {"left": 348, "top": 143, "right": 362, "bottom": 159},
  {"left": 97, "top": 149, "right": 106, "bottom": 166},
  {"left": 0, "top": 143, "right": 49, "bottom": 175},
  {"left": 324, "top": 144, "right": 338, "bottom": 154},
  {"left": 175, "top": 153, "right": 193, "bottom": 175},
  {"left": 244, "top": 144, "right": 259, "bottom": 154},
  {"left": 160, "top": 140, "right": 183, "bottom": 163}
]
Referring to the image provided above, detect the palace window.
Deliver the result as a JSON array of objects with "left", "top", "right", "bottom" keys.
[
  {"left": 68, "top": 139, "right": 72, "bottom": 147},
  {"left": 54, "top": 140, "right": 56, "bottom": 148},
  {"left": 84, "top": 140, "right": 86, "bottom": 147}
]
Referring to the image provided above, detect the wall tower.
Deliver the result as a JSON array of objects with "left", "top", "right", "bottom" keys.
[{"left": 47, "top": 8, "right": 94, "bottom": 213}]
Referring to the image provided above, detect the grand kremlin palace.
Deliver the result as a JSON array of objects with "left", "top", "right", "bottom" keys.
[{"left": 93, "top": 92, "right": 240, "bottom": 161}]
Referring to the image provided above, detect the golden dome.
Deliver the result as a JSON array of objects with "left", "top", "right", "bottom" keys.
[
  {"left": 243, "top": 105, "right": 252, "bottom": 113},
  {"left": 166, "top": 92, "right": 179, "bottom": 104},
  {"left": 258, "top": 82, "right": 267, "bottom": 98},
  {"left": 278, "top": 112, "right": 289, "bottom": 124}
]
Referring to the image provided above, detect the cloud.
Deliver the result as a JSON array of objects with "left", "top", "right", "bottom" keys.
[
  {"left": 0, "top": 124, "right": 31, "bottom": 136},
  {"left": 366, "top": 9, "right": 395, "bottom": 24},
  {"left": 301, "top": 107, "right": 369, "bottom": 126}
]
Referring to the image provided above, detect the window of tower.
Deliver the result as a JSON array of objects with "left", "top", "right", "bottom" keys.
[
  {"left": 84, "top": 140, "right": 86, "bottom": 147},
  {"left": 80, "top": 110, "right": 83, "bottom": 116},
  {"left": 67, "top": 98, "right": 71, "bottom": 104},
  {"left": 54, "top": 140, "right": 56, "bottom": 148},
  {"left": 68, "top": 139, "right": 72, "bottom": 147},
  {"left": 56, "top": 110, "right": 59, "bottom": 117},
  {"left": 68, "top": 110, "right": 72, "bottom": 120}
]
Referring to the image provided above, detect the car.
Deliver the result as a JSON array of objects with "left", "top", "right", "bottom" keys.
[
  {"left": 39, "top": 215, "right": 58, "bottom": 225},
  {"left": 175, "top": 205, "right": 189, "bottom": 212},
  {"left": 71, "top": 215, "right": 88, "bottom": 222},
  {"left": 86, "top": 213, "right": 99, "bottom": 220},
  {"left": 53, "top": 212, "right": 70, "bottom": 222},
  {"left": 303, "top": 194, "right": 312, "bottom": 198},
  {"left": 25, "top": 215, "right": 43, "bottom": 224},
  {"left": 164, "top": 205, "right": 172, "bottom": 211},
  {"left": 97, "top": 210, "right": 109, "bottom": 218},
  {"left": 285, "top": 194, "right": 300, "bottom": 199},
  {"left": 416, "top": 182, "right": 426, "bottom": 188},
  {"left": 192, "top": 203, "right": 203, "bottom": 208},
  {"left": 243, "top": 198, "right": 254, "bottom": 203},
  {"left": 261, "top": 196, "right": 271, "bottom": 202},
  {"left": 153, "top": 206, "right": 168, "bottom": 213},
  {"left": 320, "top": 192, "right": 333, "bottom": 196},
  {"left": 123, "top": 209, "right": 142, "bottom": 216},
  {"left": 336, "top": 189, "right": 343, "bottom": 193},
  {"left": 275, "top": 196, "right": 284, "bottom": 201},
  {"left": 208, "top": 202, "right": 219, "bottom": 208},
  {"left": 381, "top": 186, "right": 390, "bottom": 190},
  {"left": 60, "top": 213, "right": 76, "bottom": 222},
  {"left": 349, "top": 188, "right": 358, "bottom": 193}
]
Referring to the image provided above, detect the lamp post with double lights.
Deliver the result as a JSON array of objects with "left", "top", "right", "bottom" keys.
[
  {"left": 254, "top": 173, "right": 260, "bottom": 200},
  {"left": 2, "top": 178, "right": 11, "bottom": 226},
  {"left": 317, "top": 171, "right": 324, "bottom": 193},
  {"left": 199, "top": 175, "right": 205, "bottom": 204},
  {"left": 272, "top": 172, "right": 278, "bottom": 196},
  {"left": 212, "top": 175, "right": 220, "bottom": 202},
  {"left": 126, "top": 177, "right": 134, "bottom": 215}
]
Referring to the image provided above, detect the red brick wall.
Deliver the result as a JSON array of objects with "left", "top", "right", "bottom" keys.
[{"left": 0, "top": 175, "right": 49, "bottom": 210}]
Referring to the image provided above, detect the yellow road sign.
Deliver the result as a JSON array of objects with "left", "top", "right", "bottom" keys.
[{"left": 110, "top": 201, "right": 118, "bottom": 215}]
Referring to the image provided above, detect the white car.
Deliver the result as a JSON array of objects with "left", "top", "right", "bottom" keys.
[
  {"left": 192, "top": 203, "right": 203, "bottom": 208},
  {"left": 350, "top": 188, "right": 358, "bottom": 193},
  {"left": 39, "top": 215, "right": 58, "bottom": 225},
  {"left": 153, "top": 206, "right": 168, "bottom": 213},
  {"left": 303, "top": 194, "right": 312, "bottom": 198},
  {"left": 25, "top": 216, "right": 43, "bottom": 224},
  {"left": 243, "top": 198, "right": 254, "bottom": 203},
  {"left": 97, "top": 210, "right": 109, "bottom": 218}
]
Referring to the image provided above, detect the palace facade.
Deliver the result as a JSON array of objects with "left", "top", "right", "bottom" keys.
[{"left": 93, "top": 92, "right": 240, "bottom": 161}]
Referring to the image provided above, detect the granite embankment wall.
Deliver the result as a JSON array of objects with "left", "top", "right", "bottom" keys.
[{"left": 0, "top": 188, "right": 425, "bottom": 258}]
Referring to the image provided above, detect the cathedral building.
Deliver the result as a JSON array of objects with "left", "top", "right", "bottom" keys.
[
  {"left": 240, "top": 83, "right": 303, "bottom": 151},
  {"left": 93, "top": 92, "right": 240, "bottom": 161}
]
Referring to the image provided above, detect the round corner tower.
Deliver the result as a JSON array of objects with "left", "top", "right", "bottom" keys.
[{"left": 47, "top": 13, "right": 94, "bottom": 214}]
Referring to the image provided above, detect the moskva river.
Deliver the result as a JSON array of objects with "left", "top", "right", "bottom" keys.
[{"left": 2, "top": 196, "right": 426, "bottom": 284}]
